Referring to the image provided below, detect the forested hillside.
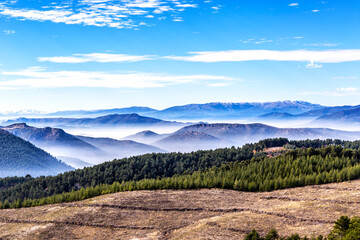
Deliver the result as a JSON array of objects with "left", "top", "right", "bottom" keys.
[
  {"left": 0, "top": 129, "right": 73, "bottom": 177},
  {"left": 2, "top": 138, "right": 360, "bottom": 209}
]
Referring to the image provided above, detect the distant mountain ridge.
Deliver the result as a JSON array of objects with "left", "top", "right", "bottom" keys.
[
  {"left": 0, "top": 101, "right": 324, "bottom": 120},
  {"left": 177, "top": 123, "right": 360, "bottom": 143},
  {"left": 131, "top": 123, "right": 360, "bottom": 152},
  {"left": 154, "top": 130, "right": 232, "bottom": 152},
  {"left": 2, "top": 101, "right": 360, "bottom": 129},
  {"left": 47, "top": 107, "right": 156, "bottom": 117},
  {"left": 315, "top": 107, "right": 360, "bottom": 123},
  {"left": 77, "top": 136, "right": 166, "bottom": 159},
  {"left": 123, "top": 130, "right": 166, "bottom": 144},
  {"left": 4, "top": 113, "right": 181, "bottom": 127},
  {"left": 297, "top": 105, "right": 360, "bottom": 118},
  {"left": 151, "top": 101, "right": 323, "bottom": 119},
  {"left": 258, "top": 112, "right": 296, "bottom": 119}
]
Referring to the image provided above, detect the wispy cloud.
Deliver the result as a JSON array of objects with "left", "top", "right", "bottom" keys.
[
  {"left": 207, "top": 82, "right": 232, "bottom": 87},
  {"left": 38, "top": 53, "right": 154, "bottom": 63},
  {"left": 333, "top": 76, "right": 359, "bottom": 80},
  {"left": 175, "top": 4, "right": 197, "bottom": 8},
  {"left": 302, "top": 87, "right": 360, "bottom": 96},
  {"left": 305, "top": 42, "right": 339, "bottom": 47},
  {"left": 0, "top": 0, "right": 197, "bottom": 29},
  {"left": 164, "top": 49, "right": 360, "bottom": 66},
  {"left": 211, "top": 5, "right": 221, "bottom": 12},
  {"left": 239, "top": 36, "right": 303, "bottom": 45},
  {"left": 0, "top": 67, "right": 235, "bottom": 89},
  {"left": 289, "top": 3, "right": 299, "bottom": 7}
]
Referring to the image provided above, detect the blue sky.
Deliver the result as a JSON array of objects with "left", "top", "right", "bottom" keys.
[{"left": 0, "top": 0, "right": 359, "bottom": 112}]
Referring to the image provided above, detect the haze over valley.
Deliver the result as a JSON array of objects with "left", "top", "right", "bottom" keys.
[{"left": 1, "top": 100, "right": 360, "bottom": 170}]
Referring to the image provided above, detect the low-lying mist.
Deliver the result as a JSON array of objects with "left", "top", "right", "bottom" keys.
[{"left": 63, "top": 125, "right": 185, "bottom": 140}]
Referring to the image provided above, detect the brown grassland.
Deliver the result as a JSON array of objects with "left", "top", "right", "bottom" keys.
[{"left": 0, "top": 179, "right": 360, "bottom": 240}]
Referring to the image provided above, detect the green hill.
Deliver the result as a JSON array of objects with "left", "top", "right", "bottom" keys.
[
  {"left": 2, "top": 138, "right": 360, "bottom": 209},
  {"left": 0, "top": 129, "right": 73, "bottom": 177}
]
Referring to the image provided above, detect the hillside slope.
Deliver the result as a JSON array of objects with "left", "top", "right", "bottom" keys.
[
  {"left": 176, "top": 123, "right": 360, "bottom": 144},
  {"left": 0, "top": 129, "right": 73, "bottom": 177},
  {"left": 2, "top": 123, "right": 104, "bottom": 165},
  {"left": 123, "top": 130, "right": 165, "bottom": 144},
  {"left": 154, "top": 130, "right": 232, "bottom": 152},
  {"left": 0, "top": 180, "right": 359, "bottom": 239},
  {"left": 315, "top": 107, "right": 360, "bottom": 123},
  {"left": 77, "top": 136, "right": 167, "bottom": 159},
  {"left": 3, "top": 123, "right": 100, "bottom": 150}
]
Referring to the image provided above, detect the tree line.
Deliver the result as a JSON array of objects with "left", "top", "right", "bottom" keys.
[
  {"left": 1, "top": 144, "right": 360, "bottom": 209},
  {"left": 245, "top": 215, "right": 360, "bottom": 240}
]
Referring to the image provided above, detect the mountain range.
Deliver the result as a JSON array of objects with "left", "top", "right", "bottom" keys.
[
  {"left": 122, "top": 122, "right": 360, "bottom": 152},
  {"left": 314, "top": 107, "right": 360, "bottom": 123},
  {"left": 256, "top": 104, "right": 360, "bottom": 123},
  {"left": 173, "top": 123, "right": 360, "bottom": 145},
  {"left": 149, "top": 101, "right": 323, "bottom": 119},
  {"left": 3, "top": 101, "right": 360, "bottom": 124},
  {"left": 2, "top": 119, "right": 360, "bottom": 177},
  {"left": 0, "top": 101, "right": 324, "bottom": 120},
  {"left": 2, "top": 123, "right": 166, "bottom": 167},
  {"left": 3, "top": 123, "right": 104, "bottom": 165},
  {"left": 4, "top": 113, "right": 182, "bottom": 128},
  {"left": 76, "top": 135, "right": 166, "bottom": 160},
  {"left": 1, "top": 100, "right": 360, "bottom": 177},
  {"left": 46, "top": 107, "right": 156, "bottom": 117}
]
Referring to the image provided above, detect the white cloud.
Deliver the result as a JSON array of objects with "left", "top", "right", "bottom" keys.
[
  {"left": 176, "top": 4, "right": 197, "bottom": 8},
  {"left": 172, "top": 17, "right": 183, "bottom": 22},
  {"left": 306, "top": 62, "right": 323, "bottom": 68},
  {"left": 312, "top": 9, "right": 320, "bottom": 12},
  {"left": 0, "top": 67, "right": 235, "bottom": 89},
  {"left": 3, "top": 29, "right": 15, "bottom": 34},
  {"left": 289, "top": 3, "right": 299, "bottom": 7},
  {"left": 38, "top": 53, "right": 154, "bottom": 63},
  {"left": 0, "top": 0, "right": 198, "bottom": 29},
  {"left": 164, "top": 49, "right": 360, "bottom": 67}
]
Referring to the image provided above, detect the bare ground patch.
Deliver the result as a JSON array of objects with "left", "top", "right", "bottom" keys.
[{"left": 1, "top": 180, "right": 360, "bottom": 239}]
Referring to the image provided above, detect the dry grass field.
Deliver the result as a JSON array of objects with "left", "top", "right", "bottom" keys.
[{"left": 1, "top": 179, "right": 360, "bottom": 240}]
